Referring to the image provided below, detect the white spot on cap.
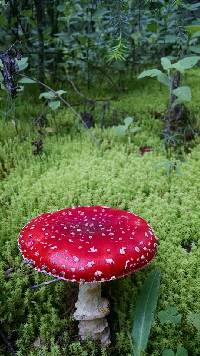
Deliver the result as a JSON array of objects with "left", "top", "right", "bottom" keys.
[
  {"left": 125, "top": 260, "right": 130, "bottom": 269},
  {"left": 71, "top": 267, "right": 75, "bottom": 272},
  {"left": 94, "top": 271, "right": 103, "bottom": 277},
  {"left": 87, "top": 261, "right": 95, "bottom": 268},
  {"left": 106, "top": 258, "right": 114, "bottom": 264},
  {"left": 135, "top": 247, "right": 140, "bottom": 253},
  {"left": 120, "top": 247, "right": 126, "bottom": 255},
  {"left": 73, "top": 256, "right": 79, "bottom": 262},
  {"left": 88, "top": 246, "right": 97, "bottom": 253}
]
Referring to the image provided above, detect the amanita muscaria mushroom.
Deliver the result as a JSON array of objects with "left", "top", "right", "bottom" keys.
[{"left": 18, "top": 206, "right": 158, "bottom": 345}]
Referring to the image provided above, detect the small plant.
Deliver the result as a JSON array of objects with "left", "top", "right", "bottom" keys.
[
  {"left": 138, "top": 56, "right": 200, "bottom": 151},
  {"left": 158, "top": 305, "right": 200, "bottom": 355},
  {"left": 113, "top": 117, "right": 141, "bottom": 143}
]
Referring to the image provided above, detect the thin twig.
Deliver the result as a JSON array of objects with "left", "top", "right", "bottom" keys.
[
  {"left": 19, "top": 74, "right": 100, "bottom": 147},
  {"left": 30, "top": 278, "right": 62, "bottom": 289},
  {"left": 66, "top": 78, "right": 114, "bottom": 102}
]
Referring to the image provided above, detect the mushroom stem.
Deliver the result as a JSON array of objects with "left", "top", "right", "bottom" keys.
[{"left": 74, "top": 283, "right": 110, "bottom": 346}]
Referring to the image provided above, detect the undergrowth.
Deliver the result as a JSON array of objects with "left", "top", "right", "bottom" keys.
[{"left": 1, "top": 71, "right": 200, "bottom": 355}]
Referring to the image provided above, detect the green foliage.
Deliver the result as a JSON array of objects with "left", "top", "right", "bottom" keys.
[
  {"left": 0, "top": 0, "right": 199, "bottom": 86},
  {"left": 162, "top": 346, "right": 188, "bottom": 356},
  {"left": 112, "top": 117, "right": 141, "bottom": 138},
  {"left": 187, "top": 312, "right": 200, "bottom": 332},
  {"left": 107, "top": 35, "right": 127, "bottom": 63},
  {"left": 171, "top": 56, "right": 200, "bottom": 73},
  {"left": 131, "top": 269, "right": 161, "bottom": 356},
  {"left": 138, "top": 56, "right": 200, "bottom": 105},
  {"left": 158, "top": 306, "right": 182, "bottom": 325},
  {"left": 39, "top": 90, "right": 66, "bottom": 111}
]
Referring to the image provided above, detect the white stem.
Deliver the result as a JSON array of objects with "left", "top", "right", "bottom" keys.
[{"left": 74, "top": 283, "right": 110, "bottom": 346}]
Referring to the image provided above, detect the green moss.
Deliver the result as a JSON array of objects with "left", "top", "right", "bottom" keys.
[{"left": 1, "top": 71, "right": 200, "bottom": 355}]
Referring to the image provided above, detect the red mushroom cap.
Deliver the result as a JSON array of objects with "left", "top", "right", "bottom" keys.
[{"left": 18, "top": 206, "right": 158, "bottom": 283}]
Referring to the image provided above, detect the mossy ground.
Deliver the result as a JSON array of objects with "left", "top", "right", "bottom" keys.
[{"left": 1, "top": 71, "right": 200, "bottom": 355}]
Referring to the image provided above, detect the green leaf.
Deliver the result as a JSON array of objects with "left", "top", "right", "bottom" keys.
[
  {"left": 187, "top": 312, "right": 200, "bottom": 332},
  {"left": 162, "top": 349, "right": 175, "bottom": 356},
  {"left": 176, "top": 346, "right": 188, "bottom": 356},
  {"left": 161, "top": 57, "right": 172, "bottom": 70},
  {"left": 191, "top": 31, "right": 200, "bottom": 39},
  {"left": 48, "top": 100, "right": 61, "bottom": 111},
  {"left": 16, "top": 57, "right": 29, "bottom": 71},
  {"left": 147, "top": 21, "right": 158, "bottom": 33},
  {"left": 158, "top": 306, "right": 182, "bottom": 325},
  {"left": 157, "top": 73, "right": 170, "bottom": 87},
  {"left": 172, "top": 86, "right": 192, "bottom": 102},
  {"left": 189, "top": 46, "right": 200, "bottom": 54},
  {"left": 138, "top": 69, "right": 162, "bottom": 79},
  {"left": 18, "top": 77, "right": 36, "bottom": 84},
  {"left": 113, "top": 125, "right": 127, "bottom": 136},
  {"left": 57, "top": 4, "right": 65, "bottom": 12},
  {"left": 132, "top": 269, "right": 161, "bottom": 356},
  {"left": 39, "top": 91, "right": 56, "bottom": 100},
  {"left": 124, "top": 117, "right": 133, "bottom": 127},
  {"left": 165, "top": 35, "right": 177, "bottom": 44},
  {"left": 186, "top": 25, "right": 200, "bottom": 35},
  {"left": 173, "top": 56, "right": 200, "bottom": 72},
  {"left": 130, "top": 127, "right": 141, "bottom": 134},
  {"left": 56, "top": 90, "right": 66, "bottom": 96}
]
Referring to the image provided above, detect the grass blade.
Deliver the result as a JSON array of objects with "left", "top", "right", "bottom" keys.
[{"left": 132, "top": 268, "right": 161, "bottom": 355}]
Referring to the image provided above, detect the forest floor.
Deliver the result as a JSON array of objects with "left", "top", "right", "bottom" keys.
[{"left": 1, "top": 70, "right": 200, "bottom": 355}]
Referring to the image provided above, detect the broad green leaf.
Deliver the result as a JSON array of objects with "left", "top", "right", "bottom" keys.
[
  {"left": 124, "top": 117, "right": 133, "bottom": 127},
  {"left": 16, "top": 57, "right": 28, "bottom": 71},
  {"left": 57, "top": 4, "right": 65, "bottom": 12},
  {"left": 191, "top": 31, "right": 200, "bottom": 38},
  {"left": 176, "top": 346, "right": 188, "bottom": 356},
  {"left": 189, "top": 46, "right": 200, "bottom": 54},
  {"left": 132, "top": 269, "right": 161, "bottom": 356},
  {"left": 19, "top": 77, "right": 36, "bottom": 84},
  {"left": 56, "top": 89, "right": 66, "bottom": 96},
  {"left": 48, "top": 100, "right": 61, "bottom": 111},
  {"left": 130, "top": 127, "right": 141, "bottom": 134},
  {"left": 173, "top": 56, "right": 200, "bottom": 71},
  {"left": 165, "top": 35, "right": 177, "bottom": 44},
  {"left": 147, "top": 21, "right": 158, "bottom": 33},
  {"left": 187, "top": 312, "right": 200, "bottom": 332},
  {"left": 157, "top": 73, "right": 170, "bottom": 87},
  {"left": 39, "top": 91, "right": 56, "bottom": 100},
  {"left": 161, "top": 57, "right": 172, "bottom": 70},
  {"left": 113, "top": 125, "right": 126, "bottom": 136},
  {"left": 138, "top": 69, "right": 162, "bottom": 79},
  {"left": 172, "top": 86, "right": 192, "bottom": 102},
  {"left": 162, "top": 349, "right": 175, "bottom": 356},
  {"left": 158, "top": 306, "right": 182, "bottom": 325},
  {"left": 186, "top": 25, "right": 200, "bottom": 35}
]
